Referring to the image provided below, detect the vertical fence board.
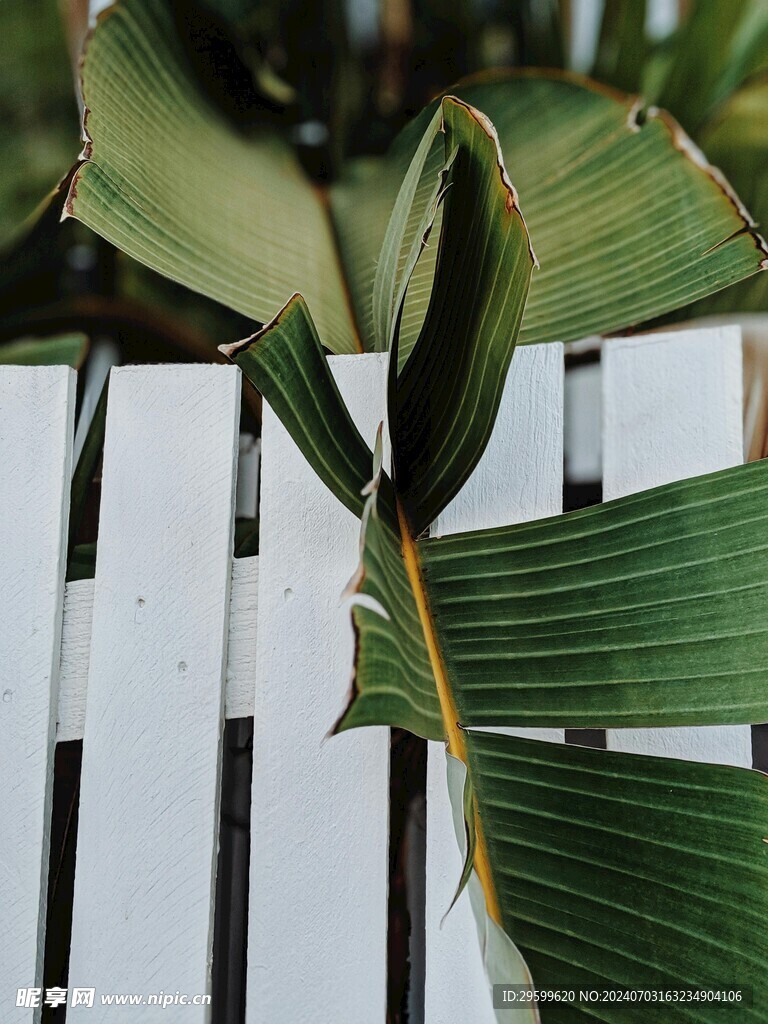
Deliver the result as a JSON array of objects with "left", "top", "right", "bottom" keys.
[
  {"left": 425, "top": 345, "right": 564, "bottom": 1023},
  {"left": 603, "top": 328, "right": 751, "bottom": 767},
  {"left": 1, "top": 367, "right": 75, "bottom": 1020},
  {"left": 246, "top": 353, "right": 389, "bottom": 1024},
  {"left": 67, "top": 365, "right": 240, "bottom": 1019}
]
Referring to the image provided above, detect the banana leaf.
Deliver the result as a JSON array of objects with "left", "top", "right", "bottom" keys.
[{"left": 67, "top": 0, "right": 767, "bottom": 356}]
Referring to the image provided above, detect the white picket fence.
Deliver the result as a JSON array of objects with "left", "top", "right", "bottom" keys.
[{"left": 0, "top": 326, "right": 755, "bottom": 1022}]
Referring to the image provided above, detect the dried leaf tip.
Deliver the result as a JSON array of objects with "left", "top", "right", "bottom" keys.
[
  {"left": 218, "top": 293, "right": 300, "bottom": 360},
  {"left": 650, "top": 107, "right": 768, "bottom": 249},
  {"left": 62, "top": 168, "right": 82, "bottom": 222},
  {"left": 442, "top": 96, "right": 538, "bottom": 268},
  {"left": 79, "top": 107, "right": 94, "bottom": 162}
]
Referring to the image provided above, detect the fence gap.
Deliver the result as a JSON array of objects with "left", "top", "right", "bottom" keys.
[
  {"left": 752, "top": 725, "right": 768, "bottom": 772},
  {"left": 389, "top": 731, "right": 427, "bottom": 1023},
  {"left": 0, "top": 366, "right": 75, "bottom": 1019},
  {"left": 563, "top": 346, "right": 602, "bottom": 513},
  {"left": 564, "top": 729, "right": 607, "bottom": 749},
  {"left": 212, "top": 717, "right": 254, "bottom": 1024},
  {"left": 42, "top": 740, "right": 82, "bottom": 1023}
]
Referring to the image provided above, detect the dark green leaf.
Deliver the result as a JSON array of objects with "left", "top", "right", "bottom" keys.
[
  {"left": 467, "top": 731, "right": 768, "bottom": 1022},
  {"left": 221, "top": 294, "right": 394, "bottom": 523},
  {"left": 388, "top": 97, "right": 535, "bottom": 537},
  {"left": 336, "top": 483, "right": 441, "bottom": 739},
  {"left": 421, "top": 458, "right": 768, "bottom": 729}
]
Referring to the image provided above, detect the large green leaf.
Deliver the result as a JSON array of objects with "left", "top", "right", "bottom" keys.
[
  {"left": 466, "top": 731, "right": 768, "bottom": 1022},
  {"left": 335, "top": 461, "right": 768, "bottom": 1010},
  {"left": 338, "top": 458, "right": 768, "bottom": 737},
  {"left": 421, "top": 458, "right": 768, "bottom": 729},
  {"left": 333, "top": 72, "right": 767, "bottom": 350},
  {"left": 339, "top": 461, "right": 768, "bottom": 1014},
  {"left": 227, "top": 96, "right": 536, "bottom": 541},
  {"left": 66, "top": 0, "right": 360, "bottom": 354}
]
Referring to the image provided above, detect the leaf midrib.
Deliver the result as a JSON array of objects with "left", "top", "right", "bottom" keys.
[{"left": 397, "top": 499, "right": 504, "bottom": 925}]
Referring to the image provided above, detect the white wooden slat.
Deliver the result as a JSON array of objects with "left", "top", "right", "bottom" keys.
[
  {"left": 1, "top": 366, "right": 75, "bottom": 1020},
  {"left": 246, "top": 353, "right": 390, "bottom": 1024},
  {"left": 603, "top": 328, "right": 752, "bottom": 767},
  {"left": 426, "top": 344, "right": 565, "bottom": 1024},
  {"left": 56, "top": 556, "right": 259, "bottom": 741},
  {"left": 67, "top": 365, "right": 241, "bottom": 1020}
]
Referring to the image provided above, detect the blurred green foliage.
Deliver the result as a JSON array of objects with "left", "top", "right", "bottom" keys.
[
  {"left": 0, "top": 0, "right": 79, "bottom": 249},
  {"left": 2, "top": 0, "right": 768, "bottom": 358}
]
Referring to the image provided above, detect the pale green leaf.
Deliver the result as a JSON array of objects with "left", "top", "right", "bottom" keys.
[
  {"left": 66, "top": 0, "right": 360, "bottom": 354},
  {"left": 370, "top": 104, "right": 446, "bottom": 356},
  {"left": 333, "top": 73, "right": 767, "bottom": 351}
]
